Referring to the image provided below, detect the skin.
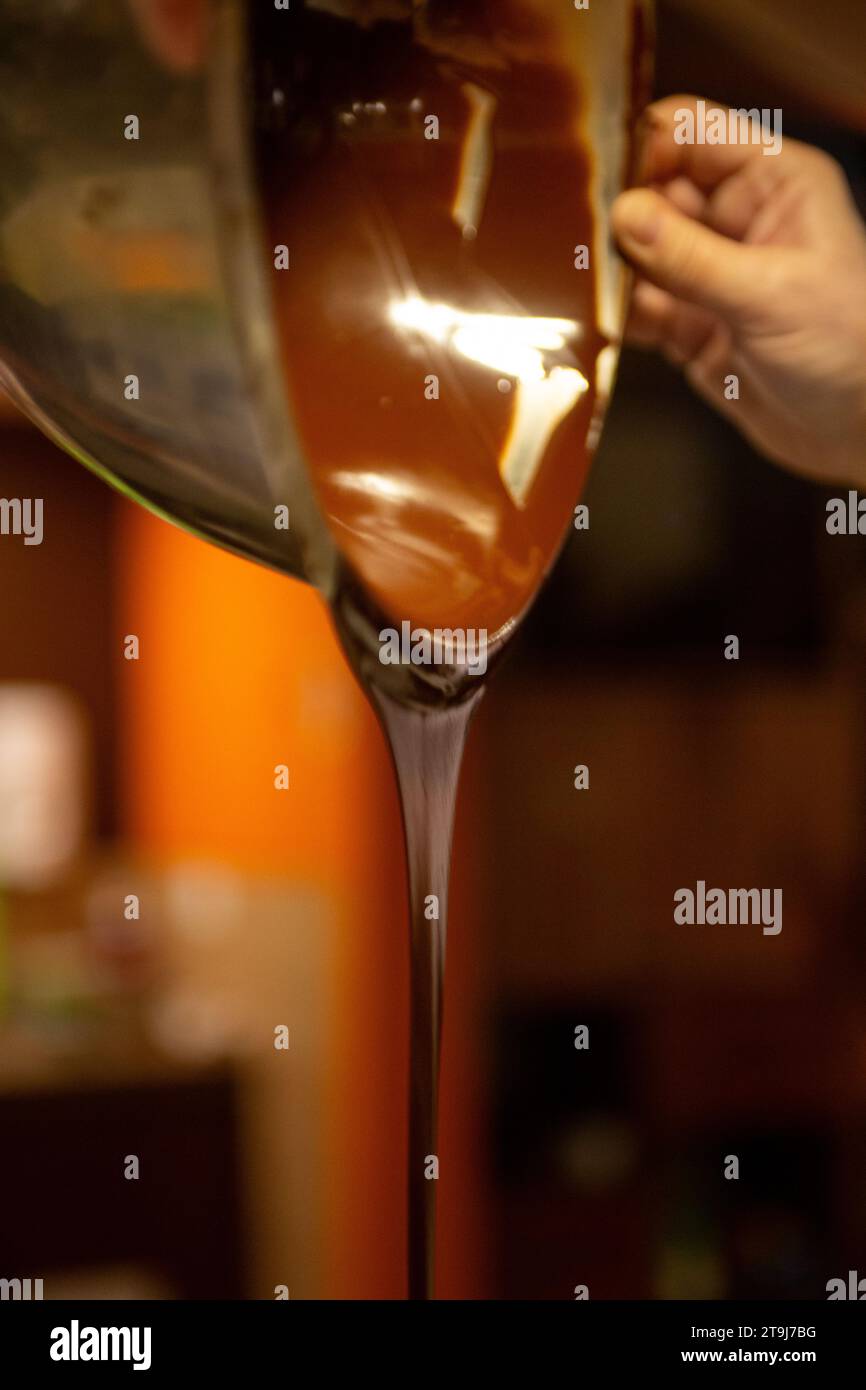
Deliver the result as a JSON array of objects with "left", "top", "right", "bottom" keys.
[{"left": 611, "top": 95, "right": 866, "bottom": 487}]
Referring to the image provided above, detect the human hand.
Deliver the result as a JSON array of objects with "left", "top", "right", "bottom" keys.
[{"left": 612, "top": 95, "right": 866, "bottom": 487}]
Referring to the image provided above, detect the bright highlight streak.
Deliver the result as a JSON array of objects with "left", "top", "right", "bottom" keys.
[
  {"left": 452, "top": 83, "right": 497, "bottom": 240},
  {"left": 389, "top": 296, "right": 589, "bottom": 508}
]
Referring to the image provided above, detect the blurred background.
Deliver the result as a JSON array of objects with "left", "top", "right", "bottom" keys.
[{"left": 1, "top": 0, "right": 865, "bottom": 1300}]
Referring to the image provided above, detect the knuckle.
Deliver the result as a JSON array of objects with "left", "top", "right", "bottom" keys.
[{"left": 798, "top": 144, "right": 845, "bottom": 187}]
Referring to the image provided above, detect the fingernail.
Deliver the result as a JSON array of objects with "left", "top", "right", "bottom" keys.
[{"left": 614, "top": 190, "right": 663, "bottom": 246}]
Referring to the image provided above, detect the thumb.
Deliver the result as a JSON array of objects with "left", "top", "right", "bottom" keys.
[{"left": 612, "top": 188, "right": 766, "bottom": 321}]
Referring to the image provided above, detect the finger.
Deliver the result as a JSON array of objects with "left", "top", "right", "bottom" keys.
[
  {"left": 612, "top": 187, "right": 775, "bottom": 321},
  {"left": 656, "top": 167, "right": 768, "bottom": 247},
  {"left": 707, "top": 145, "right": 852, "bottom": 248},
  {"left": 705, "top": 160, "right": 787, "bottom": 242},
  {"left": 639, "top": 95, "right": 774, "bottom": 191},
  {"left": 624, "top": 280, "right": 667, "bottom": 349},
  {"left": 628, "top": 281, "right": 719, "bottom": 366},
  {"left": 658, "top": 176, "right": 707, "bottom": 221}
]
